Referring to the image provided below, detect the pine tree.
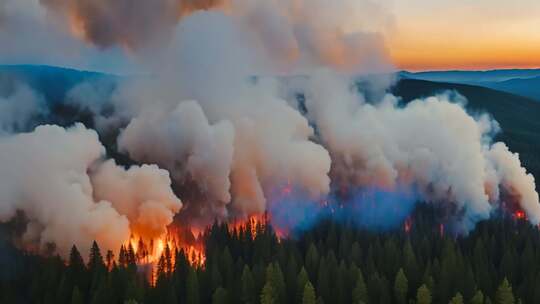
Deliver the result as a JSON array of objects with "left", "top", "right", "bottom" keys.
[
  {"left": 495, "top": 278, "right": 515, "bottom": 304},
  {"left": 88, "top": 241, "right": 105, "bottom": 272},
  {"left": 471, "top": 290, "right": 484, "bottom": 304},
  {"left": 166, "top": 287, "right": 178, "bottom": 304},
  {"left": 286, "top": 253, "right": 298, "bottom": 303},
  {"left": 210, "top": 261, "right": 223, "bottom": 292},
  {"left": 69, "top": 245, "right": 85, "bottom": 271},
  {"left": 104, "top": 250, "right": 113, "bottom": 271},
  {"left": 127, "top": 243, "right": 137, "bottom": 267},
  {"left": 394, "top": 268, "right": 408, "bottom": 304},
  {"left": 305, "top": 244, "right": 319, "bottom": 278},
  {"left": 186, "top": 268, "right": 200, "bottom": 304},
  {"left": 352, "top": 269, "right": 368, "bottom": 304},
  {"left": 260, "top": 281, "right": 275, "bottom": 304},
  {"left": 67, "top": 247, "right": 86, "bottom": 302},
  {"left": 270, "top": 263, "right": 286, "bottom": 304},
  {"left": 118, "top": 245, "right": 127, "bottom": 267},
  {"left": 241, "top": 265, "right": 256, "bottom": 304},
  {"left": 212, "top": 287, "right": 229, "bottom": 304},
  {"left": 316, "top": 257, "right": 330, "bottom": 303},
  {"left": 302, "top": 282, "right": 316, "bottom": 304},
  {"left": 416, "top": 284, "right": 432, "bottom": 304},
  {"left": 164, "top": 244, "right": 173, "bottom": 273},
  {"left": 449, "top": 292, "right": 464, "bottom": 304},
  {"left": 70, "top": 286, "right": 83, "bottom": 304},
  {"left": 297, "top": 267, "right": 310, "bottom": 303},
  {"left": 404, "top": 239, "right": 419, "bottom": 288}
]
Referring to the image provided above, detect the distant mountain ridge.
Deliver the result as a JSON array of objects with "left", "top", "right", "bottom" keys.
[
  {"left": 401, "top": 68, "right": 540, "bottom": 101},
  {"left": 400, "top": 69, "right": 540, "bottom": 82},
  {"left": 0, "top": 65, "right": 117, "bottom": 104}
]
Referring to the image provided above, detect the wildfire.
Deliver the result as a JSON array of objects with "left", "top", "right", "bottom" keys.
[
  {"left": 513, "top": 210, "right": 526, "bottom": 220},
  {"left": 439, "top": 223, "right": 445, "bottom": 237},
  {"left": 229, "top": 214, "right": 268, "bottom": 238},
  {"left": 404, "top": 218, "right": 412, "bottom": 233},
  {"left": 123, "top": 230, "right": 205, "bottom": 285}
]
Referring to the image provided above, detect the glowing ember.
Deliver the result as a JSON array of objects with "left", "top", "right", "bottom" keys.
[
  {"left": 281, "top": 181, "right": 293, "bottom": 195},
  {"left": 404, "top": 218, "right": 412, "bottom": 233},
  {"left": 514, "top": 210, "right": 526, "bottom": 220}
]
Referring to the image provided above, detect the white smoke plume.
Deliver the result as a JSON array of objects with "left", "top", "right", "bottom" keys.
[
  {"left": 118, "top": 101, "right": 235, "bottom": 219},
  {"left": 59, "top": 0, "right": 539, "bottom": 230},
  {"left": 485, "top": 143, "right": 540, "bottom": 224},
  {"left": 0, "top": 82, "right": 47, "bottom": 134},
  {"left": 91, "top": 159, "right": 183, "bottom": 240},
  {"left": 0, "top": 124, "right": 182, "bottom": 258},
  {"left": 2, "top": 0, "right": 539, "bottom": 238},
  {"left": 303, "top": 70, "right": 540, "bottom": 229}
]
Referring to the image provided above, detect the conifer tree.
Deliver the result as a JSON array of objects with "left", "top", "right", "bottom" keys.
[
  {"left": 270, "top": 262, "right": 286, "bottom": 304},
  {"left": 302, "top": 282, "right": 316, "bottom": 304},
  {"left": 242, "top": 265, "right": 256, "bottom": 304},
  {"left": 394, "top": 268, "right": 408, "bottom": 304},
  {"left": 261, "top": 281, "right": 275, "bottom": 304},
  {"left": 70, "top": 286, "right": 83, "bottom": 304},
  {"left": 449, "top": 292, "right": 464, "bottom": 304},
  {"left": 495, "top": 278, "right": 515, "bottom": 304},
  {"left": 416, "top": 284, "right": 432, "bottom": 304},
  {"left": 186, "top": 268, "right": 200, "bottom": 304},
  {"left": 297, "top": 267, "right": 310, "bottom": 303},
  {"left": 212, "top": 287, "right": 228, "bottom": 304},
  {"left": 352, "top": 269, "right": 368, "bottom": 304},
  {"left": 471, "top": 290, "right": 484, "bottom": 304},
  {"left": 88, "top": 241, "right": 105, "bottom": 272}
]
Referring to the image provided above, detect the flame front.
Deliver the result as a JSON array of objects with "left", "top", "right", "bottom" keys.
[{"left": 123, "top": 230, "right": 206, "bottom": 285}]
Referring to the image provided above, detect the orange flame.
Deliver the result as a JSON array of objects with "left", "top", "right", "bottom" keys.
[
  {"left": 124, "top": 229, "right": 205, "bottom": 285},
  {"left": 514, "top": 210, "right": 526, "bottom": 220}
]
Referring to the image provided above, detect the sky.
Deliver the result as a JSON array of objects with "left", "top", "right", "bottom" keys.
[
  {"left": 390, "top": 0, "right": 540, "bottom": 71},
  {"left": 0, "top": 0, "right": 539, "bottom": 72}
]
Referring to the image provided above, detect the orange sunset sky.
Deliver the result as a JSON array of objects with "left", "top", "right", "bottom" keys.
[{"left": 387, "top": 0, "right": 540, "bottom": 71}]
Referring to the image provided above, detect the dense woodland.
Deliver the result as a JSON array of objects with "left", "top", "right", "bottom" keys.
[{"left": 0, "top": 206, "right": 538, "bottom": 304}]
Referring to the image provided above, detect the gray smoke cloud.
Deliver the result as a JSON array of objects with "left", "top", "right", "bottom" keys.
[
  {"left": 303, "top": 70, "right": 540, "bottom": 230},
  {"left": 0, "top": 124, "right": 182, "bottom": 258},
  {"left": 0, "top": 0, "right": 134, "bottom": 73},
  {"left": 2, "top": 0, "right": 539, "bottom": 239},
  {"left": 0, "top": 82, "right": 47, "bottom": 134},
  {"left": 105, "top": 2, "right": 540, "bottom": 230}
]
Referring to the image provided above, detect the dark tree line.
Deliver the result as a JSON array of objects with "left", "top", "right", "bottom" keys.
[{"left": 0, "top": 205, "right": 538, "bottom": 304}]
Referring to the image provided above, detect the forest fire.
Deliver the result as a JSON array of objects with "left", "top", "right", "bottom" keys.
[
  {"left": 404, "top": 218, "right": 412, "bottom": 233},
  {"left": 229, "top": 214, "right": 268, "bottom": 238},
  {"left": 123, "top": 232, "right": 206, "bottom": 285},
  {"left": 513, "top": 210, "right": 527, "bottom": 220}
]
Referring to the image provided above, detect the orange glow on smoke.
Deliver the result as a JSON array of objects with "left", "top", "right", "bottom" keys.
[{"left": 68, "top": 13, "right": 86, "bottom": 40}]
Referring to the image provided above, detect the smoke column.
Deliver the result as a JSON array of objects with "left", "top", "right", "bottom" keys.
[
  {"left": 0, "top": 124, "right": 181, "bottom": 258},
  {"left": 0, "top": 0, "right": 539, "bottom": 257},
  {"left": 53, "top": 0, "right": 540, "bottom": 231}
]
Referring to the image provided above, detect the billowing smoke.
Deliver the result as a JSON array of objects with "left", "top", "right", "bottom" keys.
[
  {"left": 118, "top": 101, "right": 236, "bottom": 219},
  {"left": 38, "top": 0, "right": 394, "bottom": 73},
  {"left": 485, "top": 143, "right": 540, "bottom": 224},
  {"left": 39, "top": 0, "right": 227, "bottom": 49},
  {"left": 0, "top": 124, "right": 181, "bottom": 258},
  {"left": 0, "top": 0, "right": 539, "bottom": 257},
  {"left": 55, "top": 0, "right": 540, "bottom": 232},
  {"left": 0, "top": 82, "right": 47, "bottom": 134},
  {"left": 302, "top": 71, "right": 540, "bottom": 230}
]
